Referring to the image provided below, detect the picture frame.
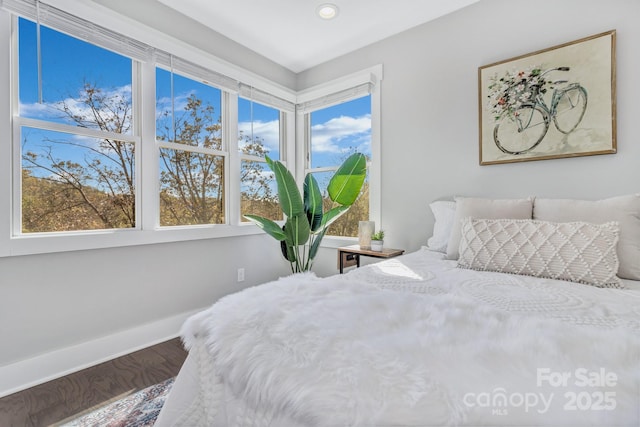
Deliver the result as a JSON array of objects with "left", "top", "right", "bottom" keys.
[{"left": 478, "top": 30, "right": 616, "bottom": 165}]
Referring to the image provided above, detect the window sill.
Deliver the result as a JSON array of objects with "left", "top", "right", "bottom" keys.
[
  {"left": 1, "top": 224, "right": 264, "bottom": 258},
  {"left": 319, "top": 235, "right": 358, "bottom": 249}
]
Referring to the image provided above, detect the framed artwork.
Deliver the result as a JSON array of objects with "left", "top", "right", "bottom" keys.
[{"left": 478, "top": 30, "right": 616, "bottom": 165}]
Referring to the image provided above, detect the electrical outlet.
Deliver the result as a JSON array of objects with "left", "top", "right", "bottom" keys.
[{"left": 237, "top": 267, "right": 245, "bottom": 282}]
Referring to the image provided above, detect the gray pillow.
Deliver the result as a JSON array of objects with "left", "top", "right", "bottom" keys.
[
  {"left": 446, "top": 196, "right": 534, "bottom": 260},
  {"left": 533, "top": 194, "right": 640, "bottom": 281}
]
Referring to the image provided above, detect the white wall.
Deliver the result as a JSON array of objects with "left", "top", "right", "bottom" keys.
[
  {"left": 92, "top": 0, "right": 296, "bottom": 88},
  {"left": 1, "top": 235, "right": 287, "bottom": 363},
  {"left": 299, "top": 0, "right": 640, "bottom": 266},
  {"left": 92, "top": 0, "right": 297, "bottom": 89},
  {"left": 0, "top": 234, "right": 290, "bottom": 395}
]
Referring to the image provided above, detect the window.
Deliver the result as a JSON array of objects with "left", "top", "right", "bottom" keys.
[
  {"left": 17, "top": 17, "right": 138, "bottom": 233},
  {"left": 155, "top": 67, "right": 226, "bottom": 226},
  {"left": 238, "top": 95, "right": 282, "bottom": 222},
  {"left": 2, "top": 1, "right": 377, "bottom": 257},
  {"left": 306, "top": 95, "right": 372, "bottom": 237},
  {"left": 297, "top": 68, "right": 382, "bottom": 241}
]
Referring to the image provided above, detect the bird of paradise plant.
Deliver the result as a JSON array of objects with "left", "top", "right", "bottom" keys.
[{"left": 244, "top": 153, "right": 367, "bottom": 273}]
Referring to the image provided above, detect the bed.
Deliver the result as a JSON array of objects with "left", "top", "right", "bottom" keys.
[{"left": 155, "top": 195, "right": 640, "bottom": 426}]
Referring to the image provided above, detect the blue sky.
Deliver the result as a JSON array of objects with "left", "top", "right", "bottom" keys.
[
  {"left": 19, "top": 18, "right": 131, "bottom": 108},
  {"left": 19, "top": 17, "right": 371, "bottom": 173},
  {"left": 310, "top": 96, "right": 371, "bottom": 168}
]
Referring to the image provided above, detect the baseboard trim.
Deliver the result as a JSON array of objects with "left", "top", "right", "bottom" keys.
[{"left": 0, "top": 309, "right": 202, "bottom": 398}]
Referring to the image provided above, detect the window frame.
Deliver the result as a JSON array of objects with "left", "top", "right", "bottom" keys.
[
  {"left": 154, "top": 64, "right": 229, "bottom": 228},
  {"left": 13, "top": 15, "right": 142, "bottom": 236},
  {"left": 0, "top": 3, "right": 378, "bottom": 258},
  {"left": 238, "top": 92, "right": 288, "bottom": 224},
  {"left": 296, "top": 65, "right": 383, "bottom": 246},
  {"left": 0, "top": 6, "right": 297, "bottom": 257}
]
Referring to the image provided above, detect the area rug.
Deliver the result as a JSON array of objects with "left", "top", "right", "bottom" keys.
[{"left": 60, "top": 377, "right": 174, "bottom": 427}]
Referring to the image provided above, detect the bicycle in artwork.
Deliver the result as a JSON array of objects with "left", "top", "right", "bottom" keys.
[{"left": 488, "top": 66, "right": 588, "bottom": 155}]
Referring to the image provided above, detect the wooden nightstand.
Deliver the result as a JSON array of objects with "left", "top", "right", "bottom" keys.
[{"left": 337, "top": 245, "right": 405, "bottom": 273}]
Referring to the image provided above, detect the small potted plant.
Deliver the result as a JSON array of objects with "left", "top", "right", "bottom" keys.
[{"left": 370, "top": 230, "right": 384, "bottom": 252}]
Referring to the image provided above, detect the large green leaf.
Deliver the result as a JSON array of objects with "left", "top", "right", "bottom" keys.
[
  {"left": 308, "top": 228, "right": 327, "bottom": 261},
  {"left": 283, "top": 212, "right": 310, "bottom": 247},
  {"left": 304, "top": 173, "right": 323, "bottom": 232},
  {"left": 266, "top": 156, "right": 303, "bottom": 218},
  {"left": 327, "top": 153, "right": 367, "bottom": 206},
  {"left": 243, "top": 214, "right": 286, "bottom": 241},
  {"left": 281, "top": 236, "right": 297, "bottom": 262},
  {"left": 318, "top": 205, "right": 350, "bottom": 231}
]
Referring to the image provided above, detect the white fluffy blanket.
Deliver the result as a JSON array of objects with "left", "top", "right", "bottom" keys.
[{"left": 181, "top": 250, "right": 640, "bottom": 426}]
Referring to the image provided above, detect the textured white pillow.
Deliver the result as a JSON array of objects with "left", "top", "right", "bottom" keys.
[
  {"left": 446, "top": 197, "right": 534, "bottom": 260},
  {"left": 427, "top": 200, "right": 456, "bottom": 253},
  {"left": 457, "top": 218, "right": 624, "bottom": 289},
  {"left": 534, "top": 194, "right": 640, "bottom": 281}
]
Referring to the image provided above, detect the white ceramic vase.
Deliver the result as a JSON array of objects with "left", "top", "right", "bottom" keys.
[{"left": 358, "top": 221, "right": 375, "bottom": 249}]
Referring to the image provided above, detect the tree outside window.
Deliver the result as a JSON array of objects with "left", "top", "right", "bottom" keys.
[
  {"left": 17, "top": 17, "right": 281, "bottom": 233},
  {"left": 238, "top": 97, "right": 282, "bottom": 222},
  {"left": 309, "top": 95, "right": 371, "bottom": 237},
  {"left": 19, "top": 18, "right": 136, "bottom": 233}
]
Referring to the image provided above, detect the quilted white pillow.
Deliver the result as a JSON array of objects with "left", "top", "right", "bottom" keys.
[
  {"left": 446, "top": 197, "right": 534, "bottom": 260},
  {"left": 457, "top": 218, "right": 624, "bottom": 289}
]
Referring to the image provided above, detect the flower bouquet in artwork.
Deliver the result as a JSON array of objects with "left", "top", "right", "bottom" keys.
[{"left": 486, "top": 66, "right": 551, "bottom": 122}]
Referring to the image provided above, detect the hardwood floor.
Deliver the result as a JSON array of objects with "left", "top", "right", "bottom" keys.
[{"left": 0, "top": 338, "right": 188, "bottom": 427}]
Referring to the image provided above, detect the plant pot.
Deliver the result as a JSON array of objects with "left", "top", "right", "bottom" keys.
[{"left": 370, "top": 240, "right": 383, "bottom": 252}]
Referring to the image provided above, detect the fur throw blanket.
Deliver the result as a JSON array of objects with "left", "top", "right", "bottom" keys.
[{"left": 181, "top": 264, "right": 640, "bottom": 426}]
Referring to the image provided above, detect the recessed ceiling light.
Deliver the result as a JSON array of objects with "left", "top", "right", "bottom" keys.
[{"left": 316, "top": 3, "right": 339, "bottom": 20}]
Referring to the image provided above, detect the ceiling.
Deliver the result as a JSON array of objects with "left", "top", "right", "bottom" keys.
[{"left": 156, "top": 0, "right": 480, "bottom": 73}]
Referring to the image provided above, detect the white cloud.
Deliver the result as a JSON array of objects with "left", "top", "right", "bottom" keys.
[
  {"left": 20, "top": 84, "right": 133, "bottom": 131},
  {"left": 155, "top": 90, "right": 197, "bottom": 121},
  {"left": 21, "top": 89, "right": 371, "bottom": 159},
  {"left": 238, "top": 119, "right": 280, "bottom": 153},
  {"left": 311, "top": 114, "right": 371, "bottom": 154},
  {"left": 19, "top": 101, "right": 51, "bottom": 119}
]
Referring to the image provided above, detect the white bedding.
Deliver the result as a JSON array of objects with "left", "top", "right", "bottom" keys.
[{"left": 155, "top": 248, "right": 640, "bottom": 426}]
